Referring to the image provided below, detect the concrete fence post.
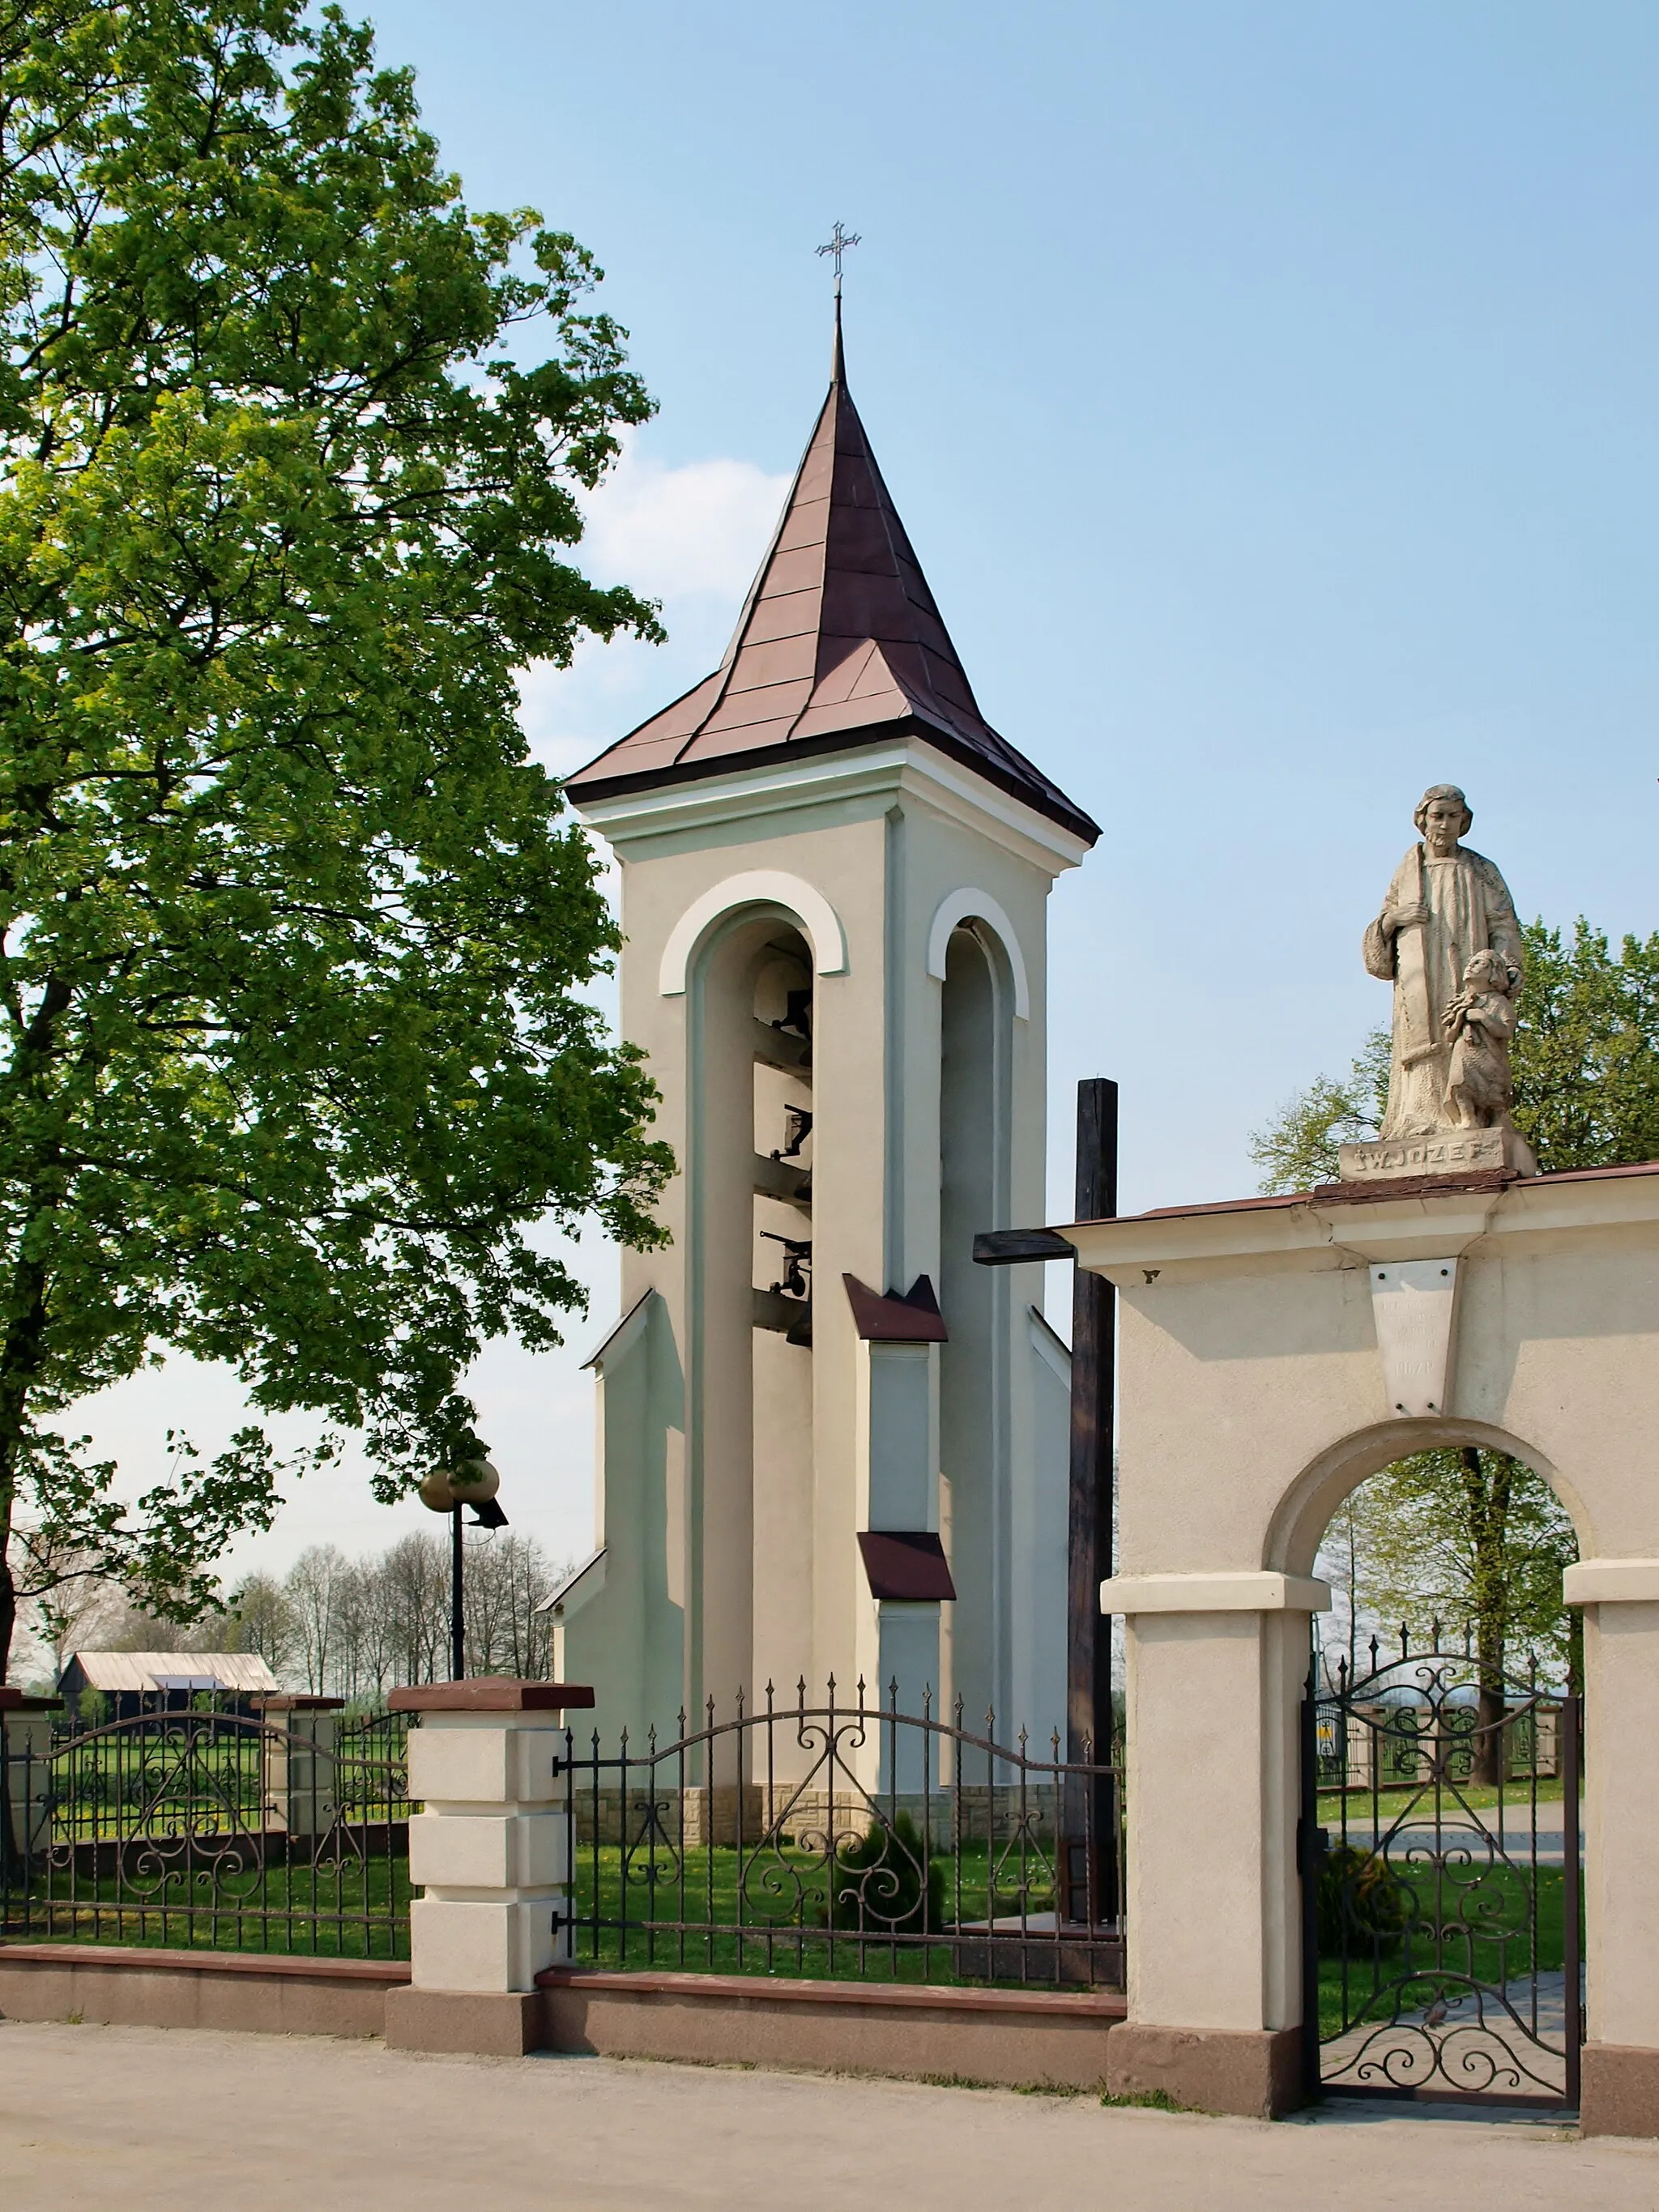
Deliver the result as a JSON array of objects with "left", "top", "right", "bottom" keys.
[
  {"left": 0, "top": 1688, "right": 60, "bottom": 1857},
  {"left": 253, "top": 1694, "right": 345, "bottom": 1839},
  {"left": 1567, "top": 1567, "right": 1659, "bottom": 2134},
  {"left": 382, "top": 1679, "right": 595, "bottom": 2057}
]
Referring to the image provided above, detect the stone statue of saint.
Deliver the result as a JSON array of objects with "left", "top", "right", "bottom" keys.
[{"left": 1363, "top": 785, "right": 1530, "bottom": 1154}]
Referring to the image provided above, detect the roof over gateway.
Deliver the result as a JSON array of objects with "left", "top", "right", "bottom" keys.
[{"left": 565, "top": 323, "right": 1100, "bottom": 846}]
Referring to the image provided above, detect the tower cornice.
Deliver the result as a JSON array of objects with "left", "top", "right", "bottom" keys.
[{"left": 570, "top": 734, "right": 1093, "bottom": 877}]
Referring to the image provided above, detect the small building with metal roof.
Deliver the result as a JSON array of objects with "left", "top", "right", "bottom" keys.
[{"left": 58, "top": 1650, "right": 281, "bottom": 1717}]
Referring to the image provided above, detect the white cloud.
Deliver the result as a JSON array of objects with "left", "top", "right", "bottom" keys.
[
  {"left": 517, "top": 435, "right": 791, "bottom": 782},
  {"left": 578, "top": 437, "right": 788, "bottom": 603}
]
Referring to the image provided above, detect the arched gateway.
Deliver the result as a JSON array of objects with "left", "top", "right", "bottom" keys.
[{"left": 1070, "top": 1161, "right": 1659, "bottom": 2131}]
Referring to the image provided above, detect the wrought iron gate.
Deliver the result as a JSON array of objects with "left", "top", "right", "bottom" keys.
[{"left": 1300, "top": 1634, "right": 1583, "bottom": 2109}]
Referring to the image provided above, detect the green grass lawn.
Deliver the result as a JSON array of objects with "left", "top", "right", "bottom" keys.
[
  {"left": 565, "top": 1838, "right": 1117, "bottom": 1988},
  {"left": 6, "top": 1837, "right": 1109, "bottom": 1984},
  {"left": 35, "top": 1733, "right": 407, "bottom": 1843},
  {"left": 4, "top": 1854, "right": 410, "bottom": 1959},
  {"left": 1319, "top": 1778, "right": 1569, "bottom": 1823}
]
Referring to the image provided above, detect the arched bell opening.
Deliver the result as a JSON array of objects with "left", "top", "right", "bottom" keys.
[
  {"left": 749, "top": 928, "right": 816, "bottom": 1705},
  {"left": 686, "top": 908, "right": 817, "bottom": 1724},
  {"left": 937, "top": 920, "right": 1014, "bottom": 1735}
]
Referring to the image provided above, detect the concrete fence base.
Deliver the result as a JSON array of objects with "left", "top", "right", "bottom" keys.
[
  {"left": 0, "top": 1944, "right": 405, "bottom": 2039},
  {"left": 25, "top": 1945, "right": 1657, "bottom": 2129},
  {"left": 0, "top": 1941, "right": 1129, "bottom": 2095},
  {"left": 535, "top": 1967, "right": 1126, "bottom": 2091},
  {"left": 1580, "top": 2045, "right": 1659, "bottom": 2140},
  {"left": 384, "top": 1985, "right": 545, "bottom": 2057},
  {"left": 1102, "top": 2022, "right": 1303, "bottom": 2121}
]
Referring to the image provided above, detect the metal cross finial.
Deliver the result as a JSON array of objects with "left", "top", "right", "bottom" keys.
[{"left": 816, "top": 220, "right": 861, "bottom": 299}]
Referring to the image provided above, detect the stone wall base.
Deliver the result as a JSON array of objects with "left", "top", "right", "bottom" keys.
[
  {"left": 1104, "top": 2022, "right": 1304, "bottom": 2119},
  {"left": 539, "top": 1967, "right": 1124, "bottom": 2091},
  {"left": 0, "top": 1944, "right": 1126, "bottom": 2092},
  {"left": 383, "top": 1985, "right": 546, "bottom": 2057},
  {"left": 1580, "top": 2044, "right": 1659, "bottom": 2138},
  {"left": 0, "top": 1944, "right": 401, "bottom": 2039}
]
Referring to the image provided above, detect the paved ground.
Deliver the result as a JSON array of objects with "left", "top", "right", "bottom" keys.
[
  {"left": 1320, "top": 1971, "right": 1575, "bottom": 2097},
  {"left": 1337, "top": 1797, "right": 1572, "bottom": 1865},
  {"left": 4, "top": 2022, "right": 1659, "bottom": 2212}
]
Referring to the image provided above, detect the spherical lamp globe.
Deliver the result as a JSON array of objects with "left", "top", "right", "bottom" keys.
[
  {"left": 417, "top": 1468, "right": 455, "bottom": 1513},
  {"left": 446, "top": 1457, "right": 501, "bottom": 1505}
]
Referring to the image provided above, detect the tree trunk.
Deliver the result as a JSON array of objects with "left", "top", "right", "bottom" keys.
[
  {"left": 1459, "top": 1446, "right": 1515, "bottom": 1786},
  {"left": 0, "top": 1541, "right": 15, "bottom": 1691},
  {"left": 0, "top": 1259, "right": 52, "bottom": 1686},
  {"left": 0, "top": 975, "right": 75, "bottom": 1685}
]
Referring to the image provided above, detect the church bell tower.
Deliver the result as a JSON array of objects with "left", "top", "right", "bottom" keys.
[{"left": 552, "top": 321, "right": 1098, "bottom": 1755}]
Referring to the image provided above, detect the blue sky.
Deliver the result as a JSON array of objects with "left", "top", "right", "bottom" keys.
[{"left": 51, "top": 3, "right": 1659, "bottom": 1605}]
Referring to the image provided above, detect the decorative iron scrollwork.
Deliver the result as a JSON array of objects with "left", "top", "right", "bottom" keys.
[{"left": 1307, "top": 1639, "right": 1582, "bottom": 2108}]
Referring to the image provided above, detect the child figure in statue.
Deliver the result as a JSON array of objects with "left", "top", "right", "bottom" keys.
[{"left": 1443, "top": 948, "right": 1519, "bottom": 1131}]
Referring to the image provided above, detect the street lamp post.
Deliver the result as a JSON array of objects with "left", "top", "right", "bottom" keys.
[
  {"left": 450, "top": 1501, "right": 463, "bottom": 1681},
  {"left": 418, "top": 1460, "right": 509, "bottom": 1681}
]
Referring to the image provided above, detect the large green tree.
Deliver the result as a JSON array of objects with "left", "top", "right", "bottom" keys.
[
  {"left": 1341, "top": 1447, "right": 1579, "bottom": 1781},
  {"left": 0, "top": 2, "right": 673, "bottom": 1677},
  {"left": 1257, "top": 914, "right": 1659, "bottom": 1721}
]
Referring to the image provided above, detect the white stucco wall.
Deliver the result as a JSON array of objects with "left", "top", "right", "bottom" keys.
[
  {"left": 1079, "top": 1166, "right": 1659, "bottom": 2050},
  {"left": 566, "top": 741, "right": 1086, "bottom": 1752}
]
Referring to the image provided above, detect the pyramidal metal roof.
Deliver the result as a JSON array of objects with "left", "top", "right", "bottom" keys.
[{"left": 565, "top": 323, "right": 1099, "bottom": 845}]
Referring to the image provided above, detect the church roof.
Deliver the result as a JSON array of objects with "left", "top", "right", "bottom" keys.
[{"left": 564, "top": 326, "right": 1099, "bottom": 846}]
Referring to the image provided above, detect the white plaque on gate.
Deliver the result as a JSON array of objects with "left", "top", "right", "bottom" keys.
[{"left": 1369, "top": 1257, "right": 1461, "bottom": 1418}]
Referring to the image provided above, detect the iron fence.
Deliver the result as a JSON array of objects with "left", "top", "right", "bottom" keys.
[
  {"left": 559, "top": 1677, "right": 1124, "bottom": 1989},
  {"left": 0, "top": 1700, "right": 410, "bottom": 1958}
]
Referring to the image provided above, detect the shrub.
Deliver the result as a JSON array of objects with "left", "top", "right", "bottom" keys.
[
  {"left": 1317, "top": 1843, "right": 1412, "bottom": 1954},
  {"left": 821, "top": 1810, "right": 945, "bottom": 1937}
]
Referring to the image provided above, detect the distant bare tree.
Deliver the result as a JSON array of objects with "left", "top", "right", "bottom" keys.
[
  {"left": 25, "top": 1528, "right": 574, "bottom": 1698},
  {"left": 377, "top": 1533, "right": 449, "bottom": 1690},
  {"left": 285, "top": 1546, "right": 351, "bottom": 1695},
  {"left": 224, "top": 1574, "right": 301, "bottom": 1681}
]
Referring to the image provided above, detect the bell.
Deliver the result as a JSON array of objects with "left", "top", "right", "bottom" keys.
[
  {"left": 761, "top": 1230, "right": 812, "bottom": 1300},
  {"left": 769, "top": 987, "right": 812, "bottom": 1042},
  {"left": 774, "top": 1104, "right": 813, "bottom": 1161}
]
